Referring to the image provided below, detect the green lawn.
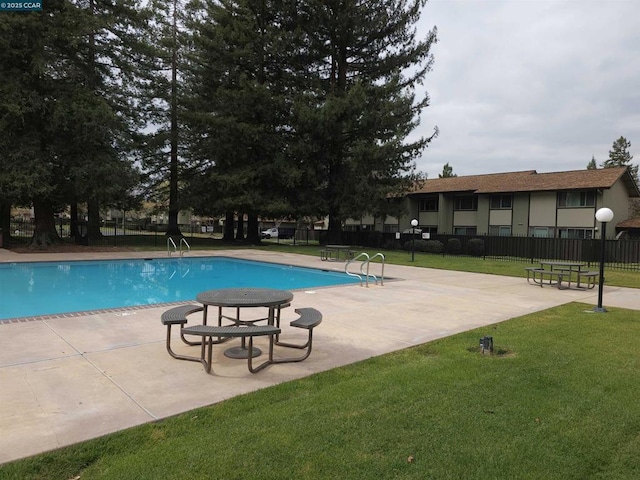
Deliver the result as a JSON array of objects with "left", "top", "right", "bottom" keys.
[
  {"left": 2, "top": 303, "right": 640, "bottom": 479},
  {"left": 2, "top": 244, "right": 639, "bottom": 478},
  {"left": 253, "top": 244, "right": 640, "bottom": 289},
  {"left": 118, "top": 239, "right": 640, "bottom": 288}
]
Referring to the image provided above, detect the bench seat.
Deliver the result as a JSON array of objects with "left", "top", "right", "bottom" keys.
[
  {"left": 525, "top": 268, "right": 566, "bottom": 289},
  {"left": 182, "top": 325, "right": 281, "bottom": 374},
  {"left": 320, "top": 249, "right": 334, "bottom": 261},
  {"left": 182, "top": 324, "right": 280, "bottom": 338},
  {"left": 161, "top": 304, "right": 206, "bottom": 347},
  {"left": 161, "top": 305, "right": 280, "bottom": 373},
  {"left": 161, "top": 304, "right": 203, "bottom": 325},
  {"left": 577, "top": 270, "right": 599, "bottom": 289},
  {"left": 274, "top": 307, "right": 323, "bottom": 363}
]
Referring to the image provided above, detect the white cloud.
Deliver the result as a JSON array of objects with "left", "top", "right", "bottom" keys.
[{"left": 414, "top": 0, "right": 640, "bottom": 178}]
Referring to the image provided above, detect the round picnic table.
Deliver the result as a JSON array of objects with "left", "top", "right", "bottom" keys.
[{"left": 196, "top": 288, "right": 294, "bottom": 359}]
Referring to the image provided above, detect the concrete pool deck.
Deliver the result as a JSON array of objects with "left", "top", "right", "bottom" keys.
[{"left": 1, "top": 248, "right": 639, "bottom": 464}]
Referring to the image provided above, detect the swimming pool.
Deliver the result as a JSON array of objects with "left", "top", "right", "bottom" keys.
[{"left": 0, "top": 256, "right": 359, "bottom": 320}]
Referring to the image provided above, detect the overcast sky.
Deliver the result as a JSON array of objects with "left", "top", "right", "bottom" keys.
[{"left": 413, "top": 0, "right": 640, "bottom": 179}]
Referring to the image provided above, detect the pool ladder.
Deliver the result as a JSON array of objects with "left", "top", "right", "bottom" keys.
[
  {"left": 345, "top": 252, "right": 385, "bottom": 287},
  {"left": 167, "top": 237, "right": 191, "bottom": 256}
]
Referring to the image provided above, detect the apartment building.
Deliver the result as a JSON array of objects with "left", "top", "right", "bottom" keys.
[{"left": 346, "top": 167, "right": 640, "bottom": 239}]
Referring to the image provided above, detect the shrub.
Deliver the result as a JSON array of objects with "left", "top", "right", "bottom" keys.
[
  {"left": 403, "top": 239, "right": 419, "bottom": 251},
  {"left": 422, "top": 239, "right": 444, "bottom": 253},
  {"left": 403, "top": 239, "right": 443, "bottom": 253},
  {"left": 446, "top": 237, "right": 462, "bottom": 254},
  {"left": 382, "top": 240, "right": 402, "bottom": 250},
  {"left": 467, "top": 238, "right": 485, "bottom": 256}
]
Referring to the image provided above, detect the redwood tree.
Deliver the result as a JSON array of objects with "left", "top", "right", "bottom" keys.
[{"left": 290, "top": 0, "right": 437, "bottom": 243}]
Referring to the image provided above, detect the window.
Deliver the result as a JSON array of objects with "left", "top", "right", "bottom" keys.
[
  {"left": 529, "top": 227, "right": 555, "bottom": 238},
  {"left": 454, "top": 196, "right": 478, "bottom": 211},
  {"left": 453, "top": 226, "right": 477, "bottom": 235},
  {"left": 419, "top": 197, "right": 439, "bottom": 211},
  {"left": 383, "top": 224, "right": 399, "bottom": 233},
  {"left": 490, "top": 194, "right": 512, "bottom": 209},
  {"left": 489, "top": 226, "right": 511, "bottom": 236},
  {"left": 558, "top": 228, "right": 594, "bottom": 239},
  {"left": 558, "top": 191, "right": 595, "bottom": 208}
]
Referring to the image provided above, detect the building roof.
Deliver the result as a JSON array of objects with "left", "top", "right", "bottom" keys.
[
  {"left": 411, "top": 167, "right": 640, "bottom": 197},
  {"left": 616, "top": 218, "right": 640, "bottom": 229}
]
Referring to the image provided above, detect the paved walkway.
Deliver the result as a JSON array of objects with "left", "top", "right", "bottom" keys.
[{"left": 1, "top": 249, "right": 639, "bottom": 464}]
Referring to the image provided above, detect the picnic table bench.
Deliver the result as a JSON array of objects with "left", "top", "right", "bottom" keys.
[
  {"left": 525, "top": 261, "right": 599, "bottom": 290},
  {"left": 320, "top": 245, "right": 355, "bottom": 262},
  {"left": 161, "top": 302, "right": 323, "bottom": 374}
]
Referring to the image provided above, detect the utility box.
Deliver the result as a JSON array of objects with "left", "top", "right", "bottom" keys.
[{"left": 480, "top": 336, "right": 493, "bottom": 355}]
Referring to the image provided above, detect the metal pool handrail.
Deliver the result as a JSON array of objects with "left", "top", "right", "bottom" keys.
[
  {"left": 167, "top": 237, "right": 191, "bottom": 256},
  {"left": 369, "top": 253, "right": 385, "bottom": 286},
  {"left": 167, "top": 237, "right": 177, "bottom": 256},
  {"left": 345, "top": 252, "right": 385, "bottom": 287},
  {"left": 180, "top": 238, "right": 191, "bottom": 256}
]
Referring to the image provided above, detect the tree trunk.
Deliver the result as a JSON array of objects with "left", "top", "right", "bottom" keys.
[
  {"left": 86, "top": 198, "right": 103, "bottom": 243},
  {"left": 30, "top": 199, "right": 62, "bottom": 247},
  {"left": 0, "top": 201, "right": 10, "bottom": 246},
  {"left": 70, "top": 202, "right": 79, "bottom": 238},
  {"left": 223, "top": 210, "right": 235, "bottom": 242},
  {"left": 235, "top": 213, "right": 245, "bottom": 241},
  {"left": 246, "top": 213, "right": 260, "bottom": 244},
  {"left": 166, "top": 0, "right": 182, "bottom": 237},
  {"left": 327, "top": 211, "right": 343, "bottom": 244}
]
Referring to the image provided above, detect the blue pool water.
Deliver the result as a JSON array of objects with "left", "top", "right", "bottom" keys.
[{"left": 0, "top": 256, "right": 358, "bottom": 320}]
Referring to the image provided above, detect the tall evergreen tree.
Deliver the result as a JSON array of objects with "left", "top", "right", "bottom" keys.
[
  {"left": 0, "top": 3, "right": 68, "bottom": 246},
  {"left": 586, "top": 155, "right": 597, "bottom": 170},
  {"left": 0, "top": 0, "right": 146, "bottom": 247},
  {"left": 602, "top": 136, "right": 638, "bottom": 183},
  {"left": 141, "top": 0, "right": 197, "bottom": 237},
  {"left": 439, "top": 162, "right": 457, "bottom": 178},
  {"left": 73, "top": 0, "right": 148, "bottom": 243},
  {"left": 291, "top": 0, "right": 437, "bottom": 243},
  {"left": 185, "top": 0, "right": 297, "bottom": 243}
]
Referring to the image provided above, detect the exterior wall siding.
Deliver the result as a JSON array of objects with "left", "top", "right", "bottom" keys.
[
  {"left": 489, "top": 209, "right": 512, "bottom": 226},
  {"left": 557, "top": 208, "right": 596, "bottom": 228},
  {"left": 438, "top": 193, "right": 454, "bottom": 233},
  {"left": 477, "top": 196, "right": 490, "bottom": 234},
  {"left": 529, "top": 192, "right": 557, "bottom": 226},
  {"left": 512, "top": 193, "right": 530, "bottom": 236},
  {"left": 453, "top": 211, "right": 477, "bottom": 227},
  {"left": 418, "top": 212, "right": 439, "bottom": 227},
  {"left": 603, "top": 181, "right": 631, "bottom": 236}
]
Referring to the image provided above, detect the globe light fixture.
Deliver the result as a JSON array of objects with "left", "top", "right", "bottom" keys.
[
  {"left": 594, "top": 208, "right": 614, "bottom": 312},
  {"left": 410, "top": 218, "right": 418, "bottom": 262}
]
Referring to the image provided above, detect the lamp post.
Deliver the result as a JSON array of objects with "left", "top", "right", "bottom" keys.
[
  {"left": 410, "top": 218, "right": 418, "bottom": 262},
  {"left": 594, "top": 207, "right": 614, "bottom": 313}
]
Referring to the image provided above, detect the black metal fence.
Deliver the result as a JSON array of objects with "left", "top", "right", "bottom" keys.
[
  {"left": 4, "top": 219, "right": 640, "bottom": 271},
  {"left": 3, "top": 219, "right": 322, "bottom": 248},
  {"left": 338, "top": 230, "right": 640, "bottom": 272}
]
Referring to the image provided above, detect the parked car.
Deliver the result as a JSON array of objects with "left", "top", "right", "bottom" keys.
[
  {"left": 261, "top": 227, "right": 279, "bottom": 239},
  {"left": 260, "top": 227, "right": 294, "bottom": 239}
]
